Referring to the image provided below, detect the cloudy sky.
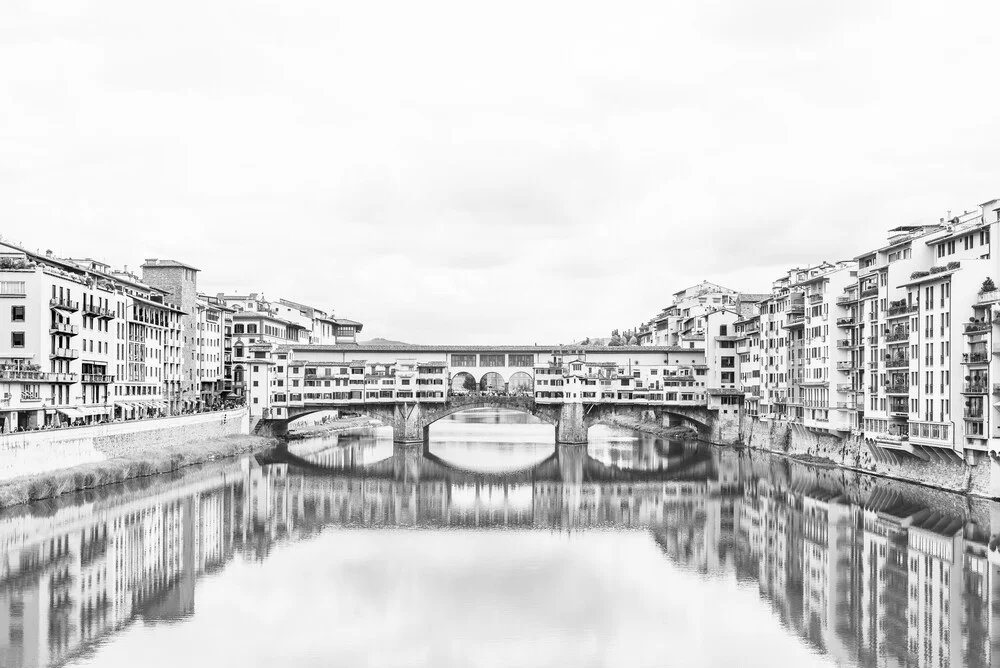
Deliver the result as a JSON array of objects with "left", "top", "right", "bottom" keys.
[{"left": 4, "top": 0, "right": 1000, "bottom": 344}]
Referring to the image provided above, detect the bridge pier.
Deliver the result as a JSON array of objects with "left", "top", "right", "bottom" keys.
[{"left": 555, "top": 403, "right": 588, "bottom": 444}]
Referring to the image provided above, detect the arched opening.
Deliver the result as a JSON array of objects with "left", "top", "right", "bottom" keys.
[
  {"left": 507, "top": 371, "right": 533, "bottom": 395},
  {"left": 450, "top": 371, "right": 477, "bottom": 394},
  {"left": 427, "top": 407, "right": 555, "bottom": 472},
  {"left": 479, "top": 372, "right": 505, "bottom": 393}
]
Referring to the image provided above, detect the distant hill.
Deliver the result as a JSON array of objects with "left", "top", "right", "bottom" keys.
[
  {"left": 359, "top": 338, "right": 411, "bottom": 346},
  {"left": 572, "top": 337, "right": 612, "bottom": 346}
]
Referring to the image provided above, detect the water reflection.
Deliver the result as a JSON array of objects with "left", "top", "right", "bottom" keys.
[{"left": 0, "top": 422, "right": 997, "bottom": 667}]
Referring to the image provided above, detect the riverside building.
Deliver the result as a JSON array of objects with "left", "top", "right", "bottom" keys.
[{"left": 0, "top": 243, "right": 184, "bottom": 431}]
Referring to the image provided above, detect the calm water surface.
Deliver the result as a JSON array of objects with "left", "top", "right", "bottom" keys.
[{"left": 1, "top": 408, "right": 997, "bottom": 667}]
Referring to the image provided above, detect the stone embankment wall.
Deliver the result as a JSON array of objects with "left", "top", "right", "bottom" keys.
[
  {"left": 0, "top": 409, "right": 250, "bottom": 482},
  {"left": 740, "top": 415, "right": 996, "bottom": 498}
]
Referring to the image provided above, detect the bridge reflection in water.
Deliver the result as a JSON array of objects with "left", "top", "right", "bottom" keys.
[{"left": 0, "top": 420, "right": 998, "bottom": 668}]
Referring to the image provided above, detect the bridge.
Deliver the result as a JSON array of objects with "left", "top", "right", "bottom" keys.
[{"left": 254, "top": 393, "right": 718, "bottom": 443}]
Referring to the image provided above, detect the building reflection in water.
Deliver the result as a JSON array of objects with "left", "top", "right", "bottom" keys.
[{"left": 0, "top": 424, "right": 997, "bottom": 668}]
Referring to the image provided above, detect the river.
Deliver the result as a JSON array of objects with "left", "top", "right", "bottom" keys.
[{"left": 0, "top": 408, "right": 996, "bottom": 667}]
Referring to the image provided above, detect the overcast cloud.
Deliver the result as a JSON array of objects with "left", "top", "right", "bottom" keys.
[{"left": 3, "top": 0, "right": 1000, "bottom": 343}]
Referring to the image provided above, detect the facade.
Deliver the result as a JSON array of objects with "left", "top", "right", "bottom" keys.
[
  {"left": 239, "top": 344, "right": 709, "bottom": 420},
  {"left": 0, "top": 244, "right": 184, "bottom": 431},
  {"left": 140, "top": 259, "right": 202, "bottom": 411}
]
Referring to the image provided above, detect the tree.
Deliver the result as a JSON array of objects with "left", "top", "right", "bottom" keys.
[
  {"left": 980, "top": 277, "right": 996, "bottom": 294},
  {"left": 609, "top": 329, "right": 623, "bottom": 347}
]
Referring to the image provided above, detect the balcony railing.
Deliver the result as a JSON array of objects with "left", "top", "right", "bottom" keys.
[
  {"left": 836, "top": 339, "right": 852, "bottom": 349},
  {"left": 885, "top": 329, "right": 909, "bottom": 342},
  {"left": 963, "top": 352, "right": 989, "bottom": 364},
  {"left": 836, "top": 361, "right": 854, "bottom": 371},
  {"left": 964, "top": 410, "right": 984, "bottom": 421},
  {"left": 808, "top": 293, "right": 824, "bottom": 304},
  {"left": 836, "top": 317, "right": 856, "bottom": 327},
  {"left": 964, "top": 322, "right": 992, "bottom": 334},
  {"left": 82, "top": 374, "right": 114, "bottom": 383},
  {"left": 885, "top": 383, "right": 909, "bottom": 394},
  {"left": 962, "top": 382, "right": 988, "bottom": 394},
  {"left": 0, "top": 369, "right": 77, "bottom": 383},
  {"left": 836, "top": 383, "right": 854, "bottom": 392},
  {"left": 884, "top": 354, "right": 909, "bottom": 369},
  {"left": 977, "top": 289, "right": 1000, "bottom": 304},
  {"left": 49, "top": 298, "right": 79, "bottom": 312},
  {"left": 860, "top": 287, "right": 879, "bottom": 298},
  {"left": 49, "top": 322, "right": 79, "bottom": 336},
  {"left": 887, "top": 304, "right": 919, "bottom": 318},
  {"left": 83, "top": 304, "right": 115, "bottom": 319},
  {"left": 50, "top": 347, "right": 79, "bottom": 360},
  {"left": 21, "top": 391, "right": 40, "bottom": 402}
]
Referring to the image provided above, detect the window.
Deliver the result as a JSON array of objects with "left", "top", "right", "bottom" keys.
[
  {"left": 509, "top": 354, "right": 533, "bottom": 367},
  {"left": 11, "top": 305, "right": 24, "bottom": 321},
  {"left": 480, "top": 354, "right": 505, "bottom": 367},
  {"left": 11, "top": 331, "right": 24, "bottom": 347},
  {"left": 452, "top": 354, "right": 476, "bottom": 366}
]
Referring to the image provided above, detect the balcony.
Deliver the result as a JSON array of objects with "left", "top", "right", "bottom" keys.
[
  {"left": 836, "top": 317, "right": 856, "bottom": 327},
  {"left": 835, "top": 339, "right": 852, "bottom": 349},
  {"left": 49, "top": 322, "right": 79, "bottom": 336},
  {"left": 82, "top": 374, "right": 114, "bottom": 384},
  {"left": 887, "top": 303, "right": 919, "bottom": 318},
  {"left": 860, "top": 286, "right": 879, "bottom": 298},
  {"left": 884, "top": 354, "right": 909, "bottom": 369},
  {"left": 785, "top": 314, "right": 805, "bottom": 327},
  {"left": 963, "top": 410, "right": 984, "bottom": 421},
  {"left": 49, "top": 298, "right": 79, "bottom": 312},
  {"left": 836, "top": 294, "right": 857, "bottom": 305},
  {"left": 20, "top": 391, "right": 40, "bottom": 402},
  {"left": 0, "top": 369, "right": 77, "bottom": 383},
  {"left": 885, "top": 329, "right": 909, "bottom": 343},
  {"left": 837, "top": 361, "right": 854, "bottom": 371},
  {"left": 836, "top": 383, "right": 855, "bottom": 392},
  {"left": 835, "top": 401, "right": 861, "bottom": 410},
  {"left": 885, "top": 383, "right": 909, "bottom": 395},
  {"left": 83, "top": 304, "right": 115, "bottom": 319},
  {"left": 867, "top": 360, "right": 880, "bottom": 369},
  {"left": 977, "top": 289, "right": 1000, "bottom": 304},
  {"left": 50, "top": 347, "right": 79, "bottom": 360},
  {"left": 964, "top": 321, "right": 991, "bottom": 335},
  {"left": 808, "top": 293, "right": 824, "bottom": 304},
  {"left": 962, "top": 352, "right": 989, "bottom": 365},
  {"left": 962, "top": 382, "right": 988, "bottom": 394},
  {"left": 888, "top": 404, "right": 909, "bottom": 417}
]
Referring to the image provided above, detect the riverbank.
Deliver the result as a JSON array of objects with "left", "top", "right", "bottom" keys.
[
  {"left": 598, "top": 414, "right": 699, "bottom": 440},
  {"left": 0, "top": 432, "right": 277, "bottom": 509},
  {"left": 739, "top": 415, "right": 998, "bottom": 499},
  {"left": 287, "top": 416, "right": 384, "bottom": 439}
]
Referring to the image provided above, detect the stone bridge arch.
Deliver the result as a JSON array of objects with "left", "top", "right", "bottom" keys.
[{"left": 254, "top": 397, "right": 721, "bottom": 444}]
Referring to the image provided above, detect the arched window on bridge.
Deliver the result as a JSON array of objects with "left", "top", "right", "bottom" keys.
[
  {"left": 508, "top": 371, "right": 532, "bottom": 395},
  {"left": 451, "top": 371, "right": 477, "bottom": 394},
  {"left": 480, "top": 372, "right": 505, "bottom": 393}
]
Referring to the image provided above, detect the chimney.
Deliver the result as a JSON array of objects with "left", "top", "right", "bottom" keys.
[{"left": 45, "top": 249, "right": 53, "bottom": 257}]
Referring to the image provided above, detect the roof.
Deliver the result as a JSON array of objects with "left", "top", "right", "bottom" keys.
[
  {"left": 737, "top": 293, "right": 771, "bottom": 303},
  {"left": 331, "top": 318, "right": 364, "bottom": 328},
  {"left": 129, "top": 293, "right": 186, "bottom": 315},
  {"left": 141, "top": 258, "right": 200, "bottom": 272}
]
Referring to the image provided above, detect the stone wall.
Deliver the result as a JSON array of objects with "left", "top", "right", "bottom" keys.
[
  {"left": 0, "top": 409, "right": 249, "bottom": 481},
  {"left": 740, "top": 414, "right": 997, "bottom": 498}
]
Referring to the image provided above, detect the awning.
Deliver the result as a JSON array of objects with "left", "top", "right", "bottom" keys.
[
  {"left": 78, "top": 406, "right": 109, "bottom": 417},
  {"left": 56, "top": 408, "right": 85, "bottom": 419},
  {"left": 115, "top": 401, "right": 136, "bottom": 411}
]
